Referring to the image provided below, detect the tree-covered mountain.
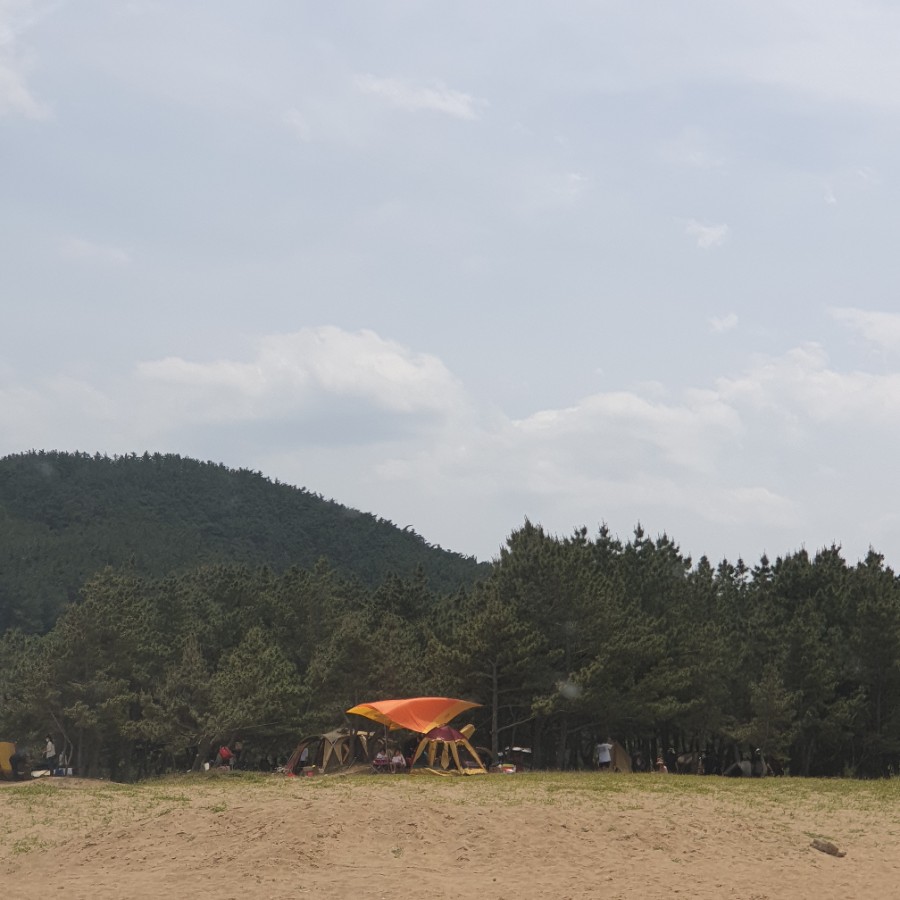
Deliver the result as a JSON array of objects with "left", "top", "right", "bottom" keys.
[
  {"left": 5, "top": 452, "right": 900, "bottom": 783},
  {"left": 0, "top": 450, "right": 489, "bottom": 632}
]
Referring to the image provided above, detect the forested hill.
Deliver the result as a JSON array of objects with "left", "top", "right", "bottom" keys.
[{"left": 0, "top": 450, "right": 489, "bottom": 632}]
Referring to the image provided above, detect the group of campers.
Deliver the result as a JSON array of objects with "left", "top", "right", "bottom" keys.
[
  {"left": 373, "top": 747, "right": 408, "bottom": 773},
  {"left": 3, "top": 727, "right": 776, "bottom": 782},
  {"left": 597, "top": 740, "right": 776, "bottom": 777},
  {"left": 205, "top": 740, "right": 291, "bottom": 772},
  {"left": 1, "top": 734, "right": 64, "bottom": 780},
  {"left": 299, "top": 733, "right": 421, "bottom": 775},
  {"left": 285, "top": 728, "right": 491, "bottom": 776}
]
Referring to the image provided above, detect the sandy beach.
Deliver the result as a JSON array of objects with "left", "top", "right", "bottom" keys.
[{"left": 3, "top": 771, "right": 899, "bottom": 899}]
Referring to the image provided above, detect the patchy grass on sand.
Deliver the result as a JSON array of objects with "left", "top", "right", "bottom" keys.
[{"left": 3, "top": 771, "right": 900, "bottom": 899}]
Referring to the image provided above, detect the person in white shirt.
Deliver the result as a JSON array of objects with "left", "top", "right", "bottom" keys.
[
  {"left": 595, "top": 738, "right": 614, "bottom": 770},
  {"left": 44, "top": 735, "right": 57, "bottom": 771}
]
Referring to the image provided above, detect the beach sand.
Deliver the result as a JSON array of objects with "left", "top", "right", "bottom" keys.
[{"left": 3, "top": 771, "right": 898, "bottom": 899}]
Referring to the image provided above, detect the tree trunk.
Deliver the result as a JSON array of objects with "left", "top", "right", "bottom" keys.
[
  {"left": 555, "top": 715, "right": 568, "bottom": 769},
  {"left": 802, "top": 736, "right": 815, "bottom": 777},
  {"left": 490, "top": 660, "right": 499, "bottom": 761},
  {"left": 192, "top": 736, "right": 213, "bottom": 772},
  {"left": 532, "top": 718, "right": 544, "bottom": 769}
]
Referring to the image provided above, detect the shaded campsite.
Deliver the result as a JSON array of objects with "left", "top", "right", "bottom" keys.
[{"left": 283, "top": 697, "right": 490, "bottom": 777}]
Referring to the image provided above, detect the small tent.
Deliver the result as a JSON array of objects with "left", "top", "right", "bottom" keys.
[
  {"left": 611, "top": 741, "right": 632, "bottom": 773},
  {"left": 0, "top": 742, "right": 16, "bottom": 780},
  {"left": 285, "top": 730, "right": 374, "bottom": 774},
  {"left": 411, "top": 726, "right": 487, "bottom": 776},
  {"left": 0, "top": 742, "right": 29, "bottom": 780}
]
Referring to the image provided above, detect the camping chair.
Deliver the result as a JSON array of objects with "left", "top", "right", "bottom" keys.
[{"left": 372, "top": 751, "right": 391, "bottom": 774}]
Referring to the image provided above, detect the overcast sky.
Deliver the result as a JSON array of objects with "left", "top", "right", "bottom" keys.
[{"left": 4, "top": 1, "right": 900, "bottom": 566}]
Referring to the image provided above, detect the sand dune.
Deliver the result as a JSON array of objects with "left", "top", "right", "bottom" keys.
[{"left": 2, "top": 772, "right": 897, "bottom": 899}]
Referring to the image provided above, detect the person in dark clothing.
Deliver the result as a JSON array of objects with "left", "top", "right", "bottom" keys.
[
  {"left": 664, "top": 747, "right": 677, "bottom": 774},
  {"left": 9, "top": 746, "right": 28, "bottom": 780}
]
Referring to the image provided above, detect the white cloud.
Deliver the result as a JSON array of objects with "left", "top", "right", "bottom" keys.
[
  {"left": 855, "top": 167, "right": 880, "bottom": 185},
  {"left": 136, "top": 327, "right": 466, "bottom": 427},
  {"left": 0, "top": 0, "right": 48, "bottom": 119},
  {"left": 513, "top": 385, "right": 743, "bottom": 474},
  {"left": 9, "top": 324, "right": 900, "bottom": 563},
  {"left": 598, "top": 2, "right": 900, "bottom": 114},
  {"left": 0, "top": 57, "right": 44, "bottom": 117},
  {"left": 707, "top": 485, "right": 800, "bottom": 528},
  {"left": 710, "top": 313, "right": 739, "bottom": 334},
  {"left": 60, "top": 236, "right": 131, "bottom": 266},
  {"left": 0, "top": 375, "right": 120, "bottom": 452},
  {"left": 830, "top": 307, "right": 900, "bottom": 352},
  {"left": 682, "top": 218, "right": 729, "bottom": 249},
  {"left": 822, "top": 167, "right": 880, "bottom": 207},
  {"left": 9, "top": 3, "right": 900, "bottom": 568},
  {"left": 556, "top": 171, "right": 590, "bottom": 206},
  {"left": 278, "top": 94, "right": 368, "bottom": 148},
  {"left": 512, "top": 168, "right": 592, "bottom": 215},
  {"left": 718, "top": 342, "right": 900, "bottom": 425},
  {"left": 281, "top": 108, "right": 311, "bottom": 143},
  {"left": 660, "top": 128, "right": 725, "bottom": 169},
  {"left": 726, "top": 1, "right": 900, "bottom": 112},
  {"left": 355, "top": 74, "right": 486, "bottom": 120},
  {"left": 0, "top": 383, "right": 46, "bottom": 443}
]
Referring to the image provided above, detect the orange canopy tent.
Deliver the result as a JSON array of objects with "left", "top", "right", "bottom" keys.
[{"left": 346, "top": 697, "right": 480, "bottom": 734}]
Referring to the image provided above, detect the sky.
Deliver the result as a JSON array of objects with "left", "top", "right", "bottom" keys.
[{"left": 4, "top": 1, "right": 900, "bottom": 566}]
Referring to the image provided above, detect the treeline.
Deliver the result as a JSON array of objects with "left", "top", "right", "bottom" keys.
[
  {"left": 0, "top": 450, "right": 488, "bottom": 632},
  {"left": 3, "top": 521, "right": 900, "bottom": 780}
]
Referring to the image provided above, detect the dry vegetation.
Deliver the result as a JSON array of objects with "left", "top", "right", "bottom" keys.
[{"left": 3, "top": 772, "right": 900, "bottom": 899}]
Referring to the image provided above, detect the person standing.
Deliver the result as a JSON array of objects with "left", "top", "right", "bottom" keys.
[
  {"left": 595, "top": 738, "right": 614, "bottom": 771},
  {"left": 44, "top": 735, "right": 56, "bottom": 772},
  {"left": 664, "top": 747, "right": 678, "bottom": 775}
]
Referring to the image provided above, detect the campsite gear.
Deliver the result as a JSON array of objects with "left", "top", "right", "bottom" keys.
[
  {"left": 372, "top": 749, "right": 392, "bottom": 774},
  {"left": 410, "top": 725, "right": 487, "bottom": 776},
  {"left": 498, "top": 746, "right": 532, "bottom": 772},
  {"left": 611, "top": 741, "right": 633, "bottom": 773},
  {"left": 285, "top": 730, "right": 375, "bottom": 775},
  {"left": 0, "top": 743, "right": 31, "bottom": 779},
  {"left": 346, "top": 697, "right": 481, "bottom": 734},
  {"left": 0, "top": 742, "right": 16, "bottom": 780}
]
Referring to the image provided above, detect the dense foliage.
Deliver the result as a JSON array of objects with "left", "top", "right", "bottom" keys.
[
  {"left": 0, "top": 451, "right": 488, "bottom": 632},
  {"left": 3, "top": 508, "right": 900, "bottom": 780}
]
